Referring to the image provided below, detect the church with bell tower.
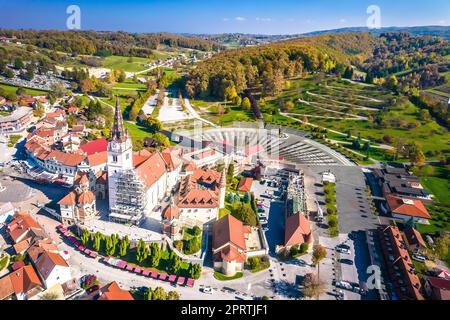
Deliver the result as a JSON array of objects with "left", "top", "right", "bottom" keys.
[{"left": 107, "top": 98, "right": 134, "bottom": 211}]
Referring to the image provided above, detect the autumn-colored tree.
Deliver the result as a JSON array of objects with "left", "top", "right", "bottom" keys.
[{"left": 311, "top": 245, "right": 327, "bottom": 279}]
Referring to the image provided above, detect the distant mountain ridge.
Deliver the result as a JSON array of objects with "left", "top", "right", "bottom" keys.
[{"left": 187, "top": 26, "right": 450, "bottom": 47}]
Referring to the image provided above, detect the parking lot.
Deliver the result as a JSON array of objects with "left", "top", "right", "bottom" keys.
[
  {"left": 251, "top": 179, "right": 285, "bottom": 254},
  {"left": 300, "top": 165, "right": 381, "bottom": 300}
]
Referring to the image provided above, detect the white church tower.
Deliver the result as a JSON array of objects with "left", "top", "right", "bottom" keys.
[{"left": 107, "top": 98, "right": 133, "bottom": 210}]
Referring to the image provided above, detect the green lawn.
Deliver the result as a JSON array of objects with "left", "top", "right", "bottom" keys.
[
  {"left": 124, "top": 121, "right": 152, "bottom": 142},
  {"left": 213, "top": 271, "right": 243, "bottom": 281},
  {"left": 103, "top": 55, "right": 151, "bottom": 73},
  {"left": 417, "top": 205, "right": 450, "bottom": 234},
  {"left": 0, "top": 83, "right": 49, "bottom": 96},
  {"left": 419, "top": 166, "right": 450, "bottom": 205}
]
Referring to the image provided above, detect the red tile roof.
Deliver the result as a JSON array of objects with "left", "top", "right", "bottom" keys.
[
  {"left": 98, "top": 281, "right": 134, "bottom": 300},
  {"left": 379, "top": 226, "right": 424, "bottom": 300},
  {"left": 80, "top": 138, "right": 108, "bottom": 155},
  {"left": 43, "top": 149, "right": 86, "bottom": 167},
  {"left": 220, "top": 244, "right": 246, "bottom": 263},
  {"left": 284, "top": 213, "right": 313, "bottom": 247},
  {"left": 87, "top": 151, "right": 107, "bottom": 167},
  {"left": 213, "top": 214, "right": 247, "bottom": 251},
  {"left": 238, "top": 177, "right": 253, "bottom": 192},
  {"left": 404, "top": 227, "right": 427, "bottom": 249},
  {"left": 386, "top": 194, "right": 431, "bottom": 219},
  {"left": 0, "top": 276, "right": 15, "bottom": 300},
  {"left": 36, "top": 251, "right": 69, "bottom": 280},
  {"left": 135, "top": 152, "right": 168, "bottom": 188},
  {"left": 162, "top": 205, "right": 180, "bottom": 220},
  {"left": 8, "top": 265, "right": 43, "bottom": 296},
  {"left": 7, "top": 213, "right": 42, "bottom": 243}
]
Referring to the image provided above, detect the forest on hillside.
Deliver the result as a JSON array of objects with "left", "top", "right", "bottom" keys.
[
  {"left": 185, "top": 32, "right": 380, "bottom": 99},
  {"left": 185, "top": 32, "right": 450, "bottom": 100},
  {"left": 0, "top": 30, "right": 223, "bottom": 57}
]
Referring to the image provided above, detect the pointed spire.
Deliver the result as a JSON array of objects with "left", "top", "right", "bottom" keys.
[{"left": 111, "top": 97, "right": 127, "bottom": 142}]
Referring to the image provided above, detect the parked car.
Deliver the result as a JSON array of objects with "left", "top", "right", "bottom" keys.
[
  {"left": 262, "top": 227, "right": 269, "bottom": 232},
  {"left": 153, "top": 205, "right": 162, "bottom": 213},
  {"left": 412, "top": 255, "right": 426, "bottom": 263},
  {"left": 339, "top": 259, "right": 354, "bottom": 265},
  {"left": 257, "top": 208, "right": 265, "bottom": 213},
  {"left": 336, "top": 246, "right": 351, "bottom": 255},
  {"left": 202, "top": 287, "right": 214, "bottom": 294},
  {"left": 260, "top": 218, "right": 268, "bottom": 225}
]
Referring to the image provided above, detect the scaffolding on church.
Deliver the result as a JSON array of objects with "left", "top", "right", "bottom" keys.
[{"left": 109, "top": 170, "right": 147, "bottom": 225}]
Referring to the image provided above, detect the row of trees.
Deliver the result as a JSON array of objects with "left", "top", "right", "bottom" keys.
[{"left": 81, "top": 229, "right": 201, "bottom": 279}]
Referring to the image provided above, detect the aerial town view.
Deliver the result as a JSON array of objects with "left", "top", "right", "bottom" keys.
[{"left": 0, "top": 0, "right": 449, "bottom": 313}]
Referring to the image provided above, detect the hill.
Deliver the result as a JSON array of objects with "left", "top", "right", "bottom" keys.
[{"left": 0, "top": 29, "right": 223, "bottom": 57}]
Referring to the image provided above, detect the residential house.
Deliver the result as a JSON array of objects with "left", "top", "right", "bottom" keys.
[
  {"left": 34, "top": 251, "right": 72, "bottom": 289},
  {"left": 3, "top": 265, "right": 44, "bottom": 300},
  {"left": 383, "top": 194, "right": 431, "bottom": 224},
  {"left": 403, "top": 227, "right": 427, "bottom": 254},
  {"left": 378, "top": 226, "right": 424, "bottom": 300},
  {"left": 212, "top": 214, "right": 267, "bottom": 276}
]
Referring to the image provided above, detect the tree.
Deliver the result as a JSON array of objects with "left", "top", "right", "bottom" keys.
[
  {"left": 149, "top": 242, "right": 161, "bottom": 267},
  {"left": 144, "top": 117, "right": 162, "bottom": 134},
  {"left": 231, "top": 202, "right": 257, "bottom": 226},
  {"left": 81, "top": 229, "right": 90, "bottom": 246},
  {"left": 290, "top": 245, "right": 299, "bottom": 257},
  {"left": 146, "top": 287, "right": 154, "bottom": 300},
  {"left": 34, "top": 102, "right": 45, "bottom": 118},
  {"left": 343, "top": 66, "right": 354, "bottom": 80},
  {"left": 152, "top": 287, "right": 166, "bottom": 300},
  {"left": 191, "top": 226, "right": 201, "bottom": 237},
  {"left": 302, "top": 273, "right": 325, "bottom": 299},
  {"left": 151, "top": 133, "right": 170, "bottom": 147},
  {"left": 184, "top": 237, "right": 201, "bottom": 255},
  {"left": 168, "top": 251, "right": 181, "bottom": 275},
  {"left": 300, "top": 242, "right": 309, "bottom": 254},
  {"left": 248, "top": 257, "right": 261, "bottom": 270},
  {"left": 241, "top": 97, "right": 251, "bottom": 111},
  {"left": 407, "top": 142, "right": 426, "bottom": 166},
  {"left": 51, "top": 83, "right": 68, "bottom": 98},
  {"left": 105, "top": 234, "right": 119, "bottom": 256},
  {"left": 5, "top": 69, "right": 14, "bottom": 78},
  {"left": 227, "top": 163, "right": 235, "bottom": 184},
  {"left": 119, "top": 236, "right": 130, "bottom": 257},
  {"left": 167, "top": 291, "right": 180, "bottom": 300},
  {"left": 434, "top": 235, "right": 449, "bottom": 260},
  {"left": 243, "top": 192, "right": 251, "bottom": 203},
  {"left": 188, "top": 263, "right": 202, "bottom": 279},
  {"left": 136, "top": 239, "right": 149, "bottom": 264},
  {"left": 14, "top": 58, "right": 24, "bottom": 69},
  {"left": 16, "top": 87, "right": 26, "bottom": 96},
  {"left": 311, "top": 245, "right": 327, "bottom": 279},
  {"left": 93, "top": 232, "right": 104, "bottom": 252},
  {"left": 233, "top": 95, "right": 242, "bottom": 106}
]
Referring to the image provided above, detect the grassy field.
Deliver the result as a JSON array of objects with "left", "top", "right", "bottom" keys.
[
  {"left": 113, "top": 78, "right": 147, "bottom": 90},
  {"left": 0, "top": 83, "right": 49, "bottom": 96},
  {"left": 417, "top": 205, "right": 450, "bottom": 235},
  {"left": 419, "top": 166, "right": 450, "bottom": 205},
  {"left": 103, "top": 55, "right": 151, "bottom": 73}
]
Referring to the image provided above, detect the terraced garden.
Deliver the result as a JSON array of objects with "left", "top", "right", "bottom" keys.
[{"left": 267, "top": 76, "right": 450, "bottom": 160}]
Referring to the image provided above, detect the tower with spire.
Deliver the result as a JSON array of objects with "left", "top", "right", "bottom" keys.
[{"left": 107, "top": 98, "right": 133, "bottom": 209}]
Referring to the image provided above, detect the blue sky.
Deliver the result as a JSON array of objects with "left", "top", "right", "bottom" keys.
[{"left": 0, "top": 0, "right": 449, "bottom": 34}]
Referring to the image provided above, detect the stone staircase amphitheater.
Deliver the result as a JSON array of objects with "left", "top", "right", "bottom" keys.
[{"left": 180, "top": 127, "right": 355, "bottom": 166}]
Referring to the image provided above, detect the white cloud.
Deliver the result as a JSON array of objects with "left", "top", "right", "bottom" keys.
[
  {"left": 222, "top": 17, "right": 229, "bottom": 22},
  {"left": 235, "top": 16, "right": 246, "bottom": 21},
  {"left": 339, "top": 18, "right": 347, "bottom": 23},
  {"left": 256, "top": 17, "right": 272, "bottom": 22},
  {"left": 437, "top": 19, "right": 447, "bottom": 25}
]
